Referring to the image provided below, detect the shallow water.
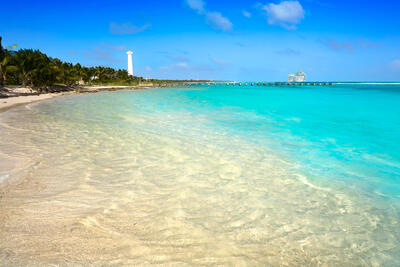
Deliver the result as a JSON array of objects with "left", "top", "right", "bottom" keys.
[{"left": 0, "top": 85, "right": 399, "bottom": 266}]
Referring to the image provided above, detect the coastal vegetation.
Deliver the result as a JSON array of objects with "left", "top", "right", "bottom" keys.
[{"left": 0, "top": 36, "right": 203, "bottom": 92}]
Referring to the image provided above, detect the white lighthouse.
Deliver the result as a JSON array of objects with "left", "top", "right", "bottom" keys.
[{"left": 127, "top": 50, "right": 133, "bottom": 76}]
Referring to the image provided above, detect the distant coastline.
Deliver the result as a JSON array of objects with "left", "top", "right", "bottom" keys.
[{"left": 0, "top": 36, "right": 213, "bottom": 101}]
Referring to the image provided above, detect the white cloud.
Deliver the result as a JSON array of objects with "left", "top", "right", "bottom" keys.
[
  {"left": 176, "top": 62, "right": 189, "bottom": 68},
  {"left": 242, "top": 10, "right": 252, "bottom": 18},
  {"left": 109, "top": 22, "right": 151, "bottom": 35},
  {"left": 262, "top": 1, "right": 305, "bottom": 30},
  {"left": 206, "top": 12, "right": 233, "bottom": 32},
  {"left": 185, "top": 0, "right": 233, "bottom": 32},
  {"left": 186, "top": 0, "right": 205, "bottom": 14},
  {"left": 145, "top": 66, "right": 152, "bottom": 71}
]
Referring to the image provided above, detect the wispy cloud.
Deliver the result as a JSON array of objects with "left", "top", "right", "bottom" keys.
[
  {"left": 109, "top": 22, "right": 151, "bottom": 35},
  {"left": 176, "top": 49, "right": 189, "bottom": 55},
  {"left": 320, "top": 38, "right": 380, "bottom": 53},
  {"left": 159, "top": 62, "right": 215, "bottom": 79},
  {"left": 234, "top": 42, "right": 246, "bottom": 48},
  {"left": 160, "top": 62, "right": 190, "bottom": 71},
  {"left": 210, "top": 57, "right": 230, "bottom": 66},
  {"left": 356, "top": 38, "right": 381, "bottom": 49},
  {"left": 206, "top": 12, "right": 233, "bottom": 32},
  {"left": 84, "top": 47, "right": 122, "bottom": 63},
  {"left": 242, "top": 10, "right": 252, "bottom": 18},
  {"left": 261, "top": 1, "right": 305, "bottom": 30},
  {"left": 167, "top": 55, "right": 191, "bottom": 62},
  {"left": 160, "top": 49, "right": 191, "bottom": 63},
  {"left": 186, "top": 0, "right": 205, "bottom": 14},
  {"left": 322, "top": 38, "right": 354, "bottom": 53},
  {"left": 176, "top": 62, "right": 189, "bottom": 68},
  {"left": 276, "top": 48, "right": 301, "bottom": 55},
  {"left": 69, "top": 50, "right": 77, "bottom": 56},
  {"left": 101, "top": 42, "right": 126, "bottom": 52},
  {"left": 390, "top": 59, "right": 400, "bottom": 71},
  {"left": 185, "top": 0, "right": 233, "bottom": 32}
]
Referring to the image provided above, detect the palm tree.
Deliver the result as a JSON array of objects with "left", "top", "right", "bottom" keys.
[
  {"left": 116, "top": 69, "right": 129, "bottom": 83},
  {"left": 0, "top": 52, "right": 19, "bottom": 86},
  {"left": 1, "top": 36, "right": 170, "bottom": 89},
  {"left": 94, "top": 66, "right": 107, "bottom": 84},
  {"left": 0, "top": 36, "right": 6, "bottom": 86},
  {"left": 60, "top": 62, "right": 76, "bottom": 86},
  {"left": 14, "top": 49, "right": 57, "bottom": 88},
  {"left": 0, "top": 38, "right": 19, "bottom": 86},
  {"left": 81, "top": 67, "right": 95, "bottom": 85},
  {"left": 73, "top": 63, "right": 83, "bottom": 84}
]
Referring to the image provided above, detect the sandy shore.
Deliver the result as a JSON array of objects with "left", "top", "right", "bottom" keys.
[
  {"left": 0, "top": 85, "right": 156, "bottom": 113},
  {"left": 0, "top": 93, "right": 66, "bottom": 112}
]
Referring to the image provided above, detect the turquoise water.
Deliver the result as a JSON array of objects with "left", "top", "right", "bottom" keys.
[
  {"left": 1, "top": 84, "right": 400, "bottom": 265},
  {"left": 184, "top": 84, "right": 400, "bottom": 201}
]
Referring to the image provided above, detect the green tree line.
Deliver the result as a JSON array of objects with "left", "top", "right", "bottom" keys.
[{"left": 0, "top": 36, "right": 154, "bottom": 89}]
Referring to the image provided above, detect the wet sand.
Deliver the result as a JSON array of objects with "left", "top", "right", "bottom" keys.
[
  {"left": 0, "top": 93, "right": 64, "bottom": 113},
  {"left": 0, "top": 85, "right": 154, "bottom": 113}
]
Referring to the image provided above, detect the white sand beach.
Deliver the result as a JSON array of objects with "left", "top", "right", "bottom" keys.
[
  {"left": 0, "top": 85, "right": 154, "bottom": 112},
  {"left": 0, "top": 93, "right": 64, "bottom": 112}
]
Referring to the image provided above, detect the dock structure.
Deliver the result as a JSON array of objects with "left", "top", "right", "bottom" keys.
[{"left": 179, "top": 81, "right": 336, "bottom": 87}]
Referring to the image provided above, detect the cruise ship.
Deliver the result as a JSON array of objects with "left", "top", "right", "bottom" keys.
[{"left": 288, "top": 71, "right": 306, "bottom": 82}]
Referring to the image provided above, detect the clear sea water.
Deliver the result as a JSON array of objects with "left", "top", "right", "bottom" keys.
[{"left": 0, "top": 84, "right": 399, "bottom": 265}]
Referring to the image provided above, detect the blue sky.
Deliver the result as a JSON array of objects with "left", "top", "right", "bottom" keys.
[{"left": 1, "top": 0, "right": 400, "bottom": 81}]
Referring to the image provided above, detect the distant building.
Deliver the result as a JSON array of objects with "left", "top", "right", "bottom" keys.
[
  {"left": 127, "top": 50, "right": 134, "bottom": 76},
  {"left": 288, "top": 71, "right": 306, "bottom": 82},
  {"left": 295, "top": 70, "right": 306, "bottom": 82}
]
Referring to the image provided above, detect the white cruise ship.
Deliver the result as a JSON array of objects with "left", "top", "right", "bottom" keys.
[{"left": 288, "top": 71, "right": 306, "bottom": 82}]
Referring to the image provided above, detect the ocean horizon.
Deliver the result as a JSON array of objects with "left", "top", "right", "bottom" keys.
[{"left": 1, "top": 83, "right": 399, "bottom": 265}]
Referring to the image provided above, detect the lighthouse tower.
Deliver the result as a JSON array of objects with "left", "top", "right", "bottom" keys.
[{"left": 127, "top": 50, "right": 133, "bottom": 76}]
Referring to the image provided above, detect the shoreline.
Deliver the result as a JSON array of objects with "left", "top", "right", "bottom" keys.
[
  {"left": 0, "top": 93, "right": 68, "bottom": 113},
  {"left": 0, "top": 84, "right": 156, "bottom": 186},
  {"left": 0, "top": 85, "right": 156, "bottom": 113}
]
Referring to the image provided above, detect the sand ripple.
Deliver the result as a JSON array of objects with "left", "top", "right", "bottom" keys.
[{"left": 0, "top": 92, "right": 399, "bottom": 266}]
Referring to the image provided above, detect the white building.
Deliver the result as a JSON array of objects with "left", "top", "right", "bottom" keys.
[
  {"left": 288, "top": 73, "right": 295, "bottom": 82},
  {"left": 295, "top": 70, "right": 306, "bottom": 82},
  {"left": 127, "top": 50, "right": 134, "bottom": 76}
]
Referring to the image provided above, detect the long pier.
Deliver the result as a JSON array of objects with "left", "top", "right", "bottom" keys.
[
  {"left": 159, "top": 82, "right": 336, "bottom": 87},
  {"left": 159, "top": 82, "right": 335, "bottom": 87}
]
